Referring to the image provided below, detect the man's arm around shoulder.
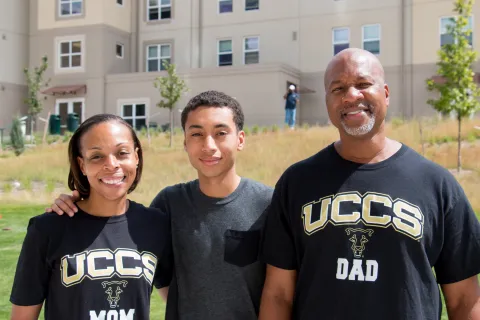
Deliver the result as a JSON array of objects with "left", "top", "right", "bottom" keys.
[
  {"left": 11, "top": 304, "right": 42, "bottom": 320},
  {"left": 442, "top": 275, "right": 480, "bottom": 320},
  {"left": 259, "top": 264, "right": 297, "bottom": 320}
]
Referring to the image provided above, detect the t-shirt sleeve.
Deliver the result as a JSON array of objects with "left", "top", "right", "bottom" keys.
[
  {"left": 259, "top": 173, "right": 297, "bottom": 270},
  {"left": 153, "top": 210, "right": 174, "bottom": 289},
  {"left": 10, "top": 217, "right": 51, "bottom": 306},
  {"left": 434, "top": 188, "right": 480, "bottom": 284},
  {"left": 150, "top": 188, "right": 169, "bottom": 213}
]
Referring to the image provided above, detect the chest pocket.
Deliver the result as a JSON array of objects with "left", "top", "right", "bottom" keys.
[{"left": 224, "top": 229, "right": 261, "bottom": 267}]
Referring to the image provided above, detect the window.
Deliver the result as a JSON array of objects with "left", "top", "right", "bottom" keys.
[
  {"left": 246, "top": 0, "right": 259, "bottom": 11},
  {"left": 218, "top": 40, "right": 233, "bottom": 66},
  {"left": 244, "top": 36, "right": 259, "bottom": 64},
  {"left": 59, "top": 40, "right": 82, "bottom": 69},
  {"left": 117, "top": 0, "right": 123, "bottom": 5},
  {"left": 362, "top": 24, "right": 381, "bottom": 55},
  {"left": 332, "top": 27, "right": 349, "bottom": 55},
  {"left": 59, "top": 0, "right": 83, "bottom": 17},
  {"left": 219, "top": 0, "right": 233, "bottom": 13},
  {"left": 146, "top": 44, "right": 171, "bottom": 71},
  {"left": 147, "top": 0, "right": 171, "bottom": 21},
  {"left": 116, "top": 43, "right": 124, "bottom": 58},
  {"left": 55, "top": 98, "right": 85, "bottom": 130},
  {"left": 440, "top": 16, "right": 473, "bottom": 46},
  {"left": 122, "top": 104, "right": 147, "bottom": 130}
]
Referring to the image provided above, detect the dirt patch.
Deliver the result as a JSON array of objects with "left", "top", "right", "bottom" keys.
[
  {"left": 448, "top": 168, "right": 475, "bottom": 177},
  {"left": 0, "top": 180, "right": 67, "bottom": 196}
]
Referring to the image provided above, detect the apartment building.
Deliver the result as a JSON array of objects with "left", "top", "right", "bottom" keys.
[
  {"left": 2, "top": 0, "right": 480, "bottom": 133},
  {"left": 0, "top": 0, "right": 30, "bottom": 133}
]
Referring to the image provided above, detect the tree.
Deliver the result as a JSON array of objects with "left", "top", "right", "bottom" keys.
[
  {"left": 426, "top": 0, "right": 480, "bottom": 173},
  {"left": 10, "top": 117, "right": 25, "bottom": 156},
  {"left": 24, "top": 55, "right": 49, "bottom": 143},
  {"left": 153, "top": 60, "right": 188, "bottom": 147}
]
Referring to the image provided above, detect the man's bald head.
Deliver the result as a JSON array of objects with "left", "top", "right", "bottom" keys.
[{"left": 324, "top": 48, "right": 385, "bottom": 90}]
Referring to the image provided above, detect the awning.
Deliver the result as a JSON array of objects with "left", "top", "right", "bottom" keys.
[
  {"left": 42, "top": 84, "right": 86, "bottom": 96},
  {"left": 297, "top": 86, "right": 316, "bottom": 94},
  {"left": 430, "top": 72, "right": 480, "bottom": 84}
]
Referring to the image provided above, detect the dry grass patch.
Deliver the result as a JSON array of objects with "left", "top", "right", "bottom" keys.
[{"left": 0, "top": 118, "right": 479, "bottom": 212}]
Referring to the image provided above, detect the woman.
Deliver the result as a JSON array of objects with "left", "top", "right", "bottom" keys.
[{"left": 10, "top": 114, "right": 172, "bottom": 320}]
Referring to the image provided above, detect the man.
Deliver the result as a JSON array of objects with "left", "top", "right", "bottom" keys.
[
  {"left": 47, "top": 91, "right": 273, "bottom": 319},
  {"left": 259, "top": 48, "right": 480, "bottom": 320},
  {"left": 283, "top": 84, "right": 299, "bottom": 129}
]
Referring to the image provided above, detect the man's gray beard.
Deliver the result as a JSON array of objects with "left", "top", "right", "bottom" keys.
[{"left": 341, "top": 112, "right": 376, "bottom": 136}]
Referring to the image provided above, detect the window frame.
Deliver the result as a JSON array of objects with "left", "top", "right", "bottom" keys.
[
  {"left": 147, "top": 0, "right": 172, "bottom": 21},
  {"left": 362, "top": 24, "right": 381, "bottom": 55},
  {"left": 439, "top": 15, "right": 474, "bottom": 47},
  {"left": 146, "top": 43, "right": 172, "bottom": 72},
  {"left": 120, "top": 102, "right": 148, "bottom": 131},
  {"left": 217, "top": 39, "right": 233, "bottom": 67},
  {"left": 116, "top": 43, "right": 124, "bottom": 58},
  {"left": 243, "top": 36, "right": 260, "bottom": 65},
  {"left": 58, "top": 0, "right": 83, "bottom": 17},
  {"left": 332, "top": 27, "right": 350, "bottom": 56},
  {"left": 58, "top": 39, "right": 83, "bottom": 70},
  {"left": 218, "top": 0, "right": 233, "bottom": 14},
  {"left": 245, "top": 0, "right": 259, "bottom": 11}
]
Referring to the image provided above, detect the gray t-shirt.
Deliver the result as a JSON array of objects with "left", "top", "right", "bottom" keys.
[{"left": 150, "top": 178, "right": 273, "bottom": 320}]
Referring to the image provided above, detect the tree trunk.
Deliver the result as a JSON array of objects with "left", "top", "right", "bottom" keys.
[
  {"left": 419, "top": 118, "right": 425, "bottom": 156},
  {"left": 146, "top": 120, "right": 151, "bottom": 148},
  {"left": 30, "top": 115, "right": 35, "bottom": 144},
  {"left": 457, "top": 115, "right": 461, "bottom": 173},
  {"left": 42, "top": 111, "right": 51, "bottom": 145},
  {"left": 169, "top": 108, "right": 174, "bottom": 148}
]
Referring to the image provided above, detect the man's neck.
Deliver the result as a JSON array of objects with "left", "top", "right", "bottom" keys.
[
  {"left": 335, "top": 131, "right": 401, "bottom": 164},
  {"left": 77, "top": 195, "right": 129, "bottom": 217},
  {"left": 198, "top": 169, "right": 242, "bottom": 198}
]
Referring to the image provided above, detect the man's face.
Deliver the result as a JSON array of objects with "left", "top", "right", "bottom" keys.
[
  {"left": 325, "top": 54, "right": 389, "bottom": 138},
  {"left": 184, "top": 106, "right": 244, "bottom": 180}
]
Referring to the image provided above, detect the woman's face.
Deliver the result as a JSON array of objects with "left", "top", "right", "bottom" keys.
[{"left": 77, "top": 121, "right": 139, "bottom": 201}]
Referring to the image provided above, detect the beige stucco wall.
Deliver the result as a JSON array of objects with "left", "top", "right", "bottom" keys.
[
  {"left": 0, "top": 0, "right": 29, "bottom": 133},
  {"left": 105, "top": 64, "right": 300, "bottom": 127},
  {"left": 0, "top": 83, "right": 28, "bottom": 131},
  {"left": 104, "top": 0, "right": 132, "bottom": 33},
  {"left": 0, "top": 0, "right": 30, "bottom": 84},
  {"left": 201, "top": 19, "right": 300, "bottom": 69},
  {"left": 412, "top": 0, "right": 480, "bottom": 64},
  {"left": 299, "top": 6, "right": 403, "bottom": 72},
  {"left": 37, "top": 0, "right": 131, "bottom": 32}
]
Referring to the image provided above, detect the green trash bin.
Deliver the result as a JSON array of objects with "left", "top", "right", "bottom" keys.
[
  {"left": 49, "top": 114, "right": 61, "bottom": 135},
  {"left": 67, "top": 113, "right": 79, "bottom": 132}
]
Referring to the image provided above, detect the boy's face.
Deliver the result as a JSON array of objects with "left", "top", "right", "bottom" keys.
[{"left": 184, "top": 106, "right": 245, "bottom": 181}]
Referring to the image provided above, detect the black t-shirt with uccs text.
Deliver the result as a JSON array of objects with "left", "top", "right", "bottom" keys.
[
  {"left": 10, "top": 200, "right": 173, "bottom": 320},
  {"left": 260, "top": 143, "right": 480, "bottom": 320}
]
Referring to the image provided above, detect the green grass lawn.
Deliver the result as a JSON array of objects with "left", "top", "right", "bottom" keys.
[
  {"left": 0, "top": 205, "right": 166, "bottom": 319},
  {"left": 0, "top": 205, "right": 477, "bottom": 319}
]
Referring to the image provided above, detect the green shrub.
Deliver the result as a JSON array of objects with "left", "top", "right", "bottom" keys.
[
  {"left": 3, "top": 182, "right": 13, "bottom": 193},
  {"left": 45, "top": 179, "right": 56, "bottom": 193},
  {"left": 62, "top": 131, "right": 73, "bottom": 143},
  {"left": 10, "top": 117, "right": 25, "bottom": 156},
  {"left": 390, "top": 117, "right": 404, "bottom": 128}
]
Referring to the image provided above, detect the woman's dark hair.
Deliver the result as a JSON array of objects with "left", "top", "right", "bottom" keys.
[{"left": 67, "top": 114, "right": 143, "bottom": 199}]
